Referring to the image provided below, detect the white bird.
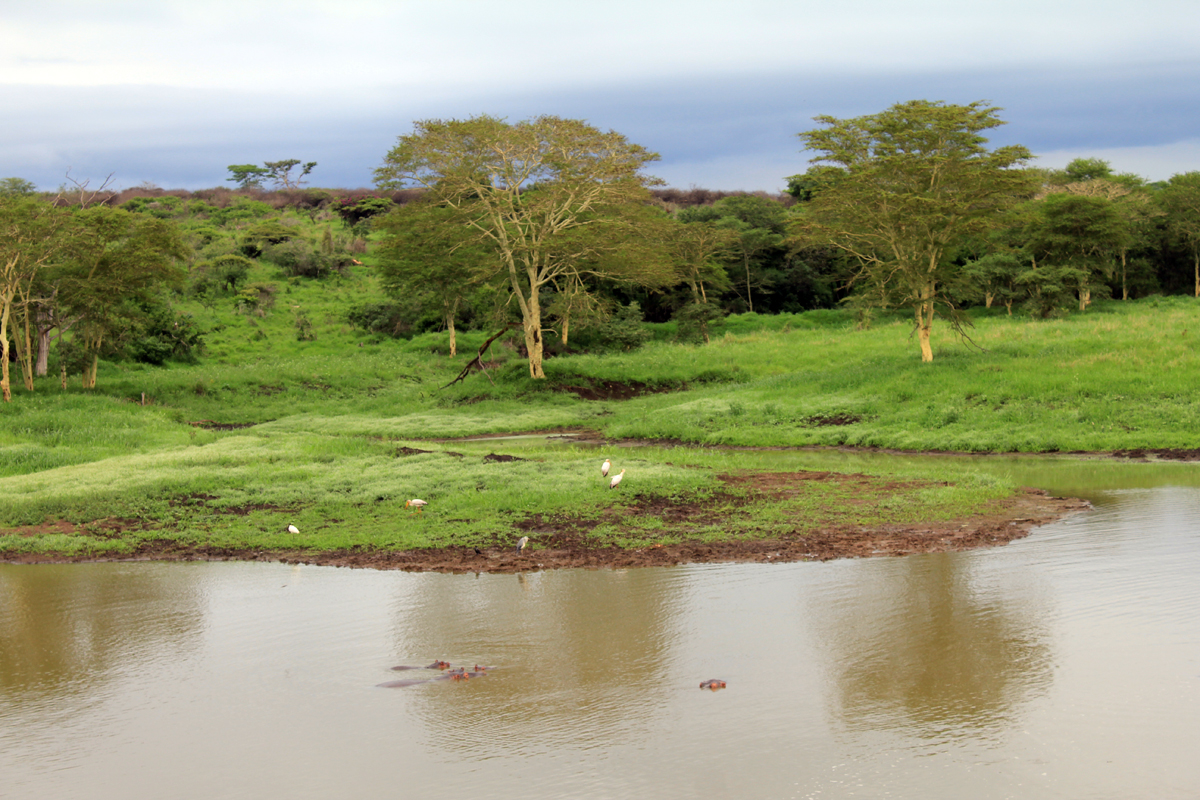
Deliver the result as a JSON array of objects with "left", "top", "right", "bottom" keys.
[
  {"left": 516, "top": 536, "right": 529, "bottom": 555},
  {"left": 601, "top": 458, "right": 611, "bottom": 477},
  {"left": 286, "top": 524, "right": 299, "bottom": 534},
  {"left": 609, "top": 469, "right": 625, "bottom": 490},
  {"left": 405, "top": 499, "right": 428, "bottom": 514}
]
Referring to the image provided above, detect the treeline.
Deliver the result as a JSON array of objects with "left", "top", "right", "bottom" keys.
[{"left": 5, "top": 101, "right": 1200, "bottom": 392}]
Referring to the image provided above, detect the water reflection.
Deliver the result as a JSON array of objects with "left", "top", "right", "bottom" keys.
[
  {"left": 389, "top": 568, "right": 685, "bottom": 758},
  {"left": 815, "top": 552, "right": 1051, "bottom": 743},
  {"left": 0, "top": 563, "right": 205, "bottom": 705}
]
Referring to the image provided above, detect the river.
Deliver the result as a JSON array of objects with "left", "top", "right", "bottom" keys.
[{"left": 2, "top": 452, "right": 1199, "bottom": 799}]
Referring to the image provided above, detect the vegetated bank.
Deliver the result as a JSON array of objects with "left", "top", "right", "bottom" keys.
[{"left": 4, "top": 294, "right": 1198, "bottom": 570}]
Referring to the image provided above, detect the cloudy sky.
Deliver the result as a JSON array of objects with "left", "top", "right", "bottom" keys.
[{"left": 3, "top": 0, "right": 1199, "bottom": 192}]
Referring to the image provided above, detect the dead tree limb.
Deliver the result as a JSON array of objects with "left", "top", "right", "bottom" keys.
[{"left": 440, "top": 323, "right": 519, "bottom": 390}]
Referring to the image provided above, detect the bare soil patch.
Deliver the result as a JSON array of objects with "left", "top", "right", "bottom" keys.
[{"left": 555, "top": 380, "right": 677, "bottom": 401}]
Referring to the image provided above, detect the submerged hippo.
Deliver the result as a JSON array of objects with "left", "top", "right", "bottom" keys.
[
  {"left": 390, "top": 660, "right": 451, "bottom": 671},
  {"left": 699, "top": 679, "right": 727, "bottom": 690}
]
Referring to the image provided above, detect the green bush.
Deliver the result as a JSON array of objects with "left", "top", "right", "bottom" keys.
[{"left": 265, "top": 240, "right": 337, "bottom": 279}]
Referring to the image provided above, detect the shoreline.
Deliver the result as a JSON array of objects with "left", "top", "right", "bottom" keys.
[{"left": 2, "top": 485, "right": 1090, "bottom": 573}]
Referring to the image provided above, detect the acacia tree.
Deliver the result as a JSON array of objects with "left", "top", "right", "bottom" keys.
[
  {"left": 226, "top": 161, "right": 317, "bottom": 190},
  {"left": 661, "top": 218, "right": 736, "bottom": 342},
  {"left": 57, "top": 207, "right": 188, "bottom": 387},
  {"left": 226, "top": 164, "right": 270, "bottom": 188},
  {"left": 374, "top": 199, "right": 495, "bottom": 356},
  {"left": 374, "top": 115, "right": 668, "bottom": 378},
  {"left": 263, "top": 160, "right": 317, "bottom": 189},
  {"left": 794, "top": 100, "right": 1033, "bottom": 361},
  {"left": 1024, "top": 193, "right": 1130, "bottom": 310},
  {"left": 0, "top": 198, "right": 71, "bottom": 401},
  {"left": 1035, "top": 167, "right": 1154, "bottom": 301}
]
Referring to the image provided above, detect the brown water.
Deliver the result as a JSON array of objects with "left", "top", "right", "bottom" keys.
[{"left": 3, "top": 455, "right": 1200, "bottom": 799}]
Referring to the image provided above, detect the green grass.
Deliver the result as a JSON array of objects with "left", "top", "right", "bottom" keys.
[
  {"left": 0, "top": 436, "right": 1011, "bottom": 558},
  {"left": 4, "top": 260, "right": 1199, "bottom": 559}
]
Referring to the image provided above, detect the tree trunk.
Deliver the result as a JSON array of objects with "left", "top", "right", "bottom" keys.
[
  {"left": 0, "top": 339, "right": 10, "bottom": 402},
  {"left": 561, "top": 313, "right": 570, "bottom": 346},
  {"left": 518, "top": 286, "right": 545, "bottom": 379},
  {"left": 82, "top": 333, "right": 103, "bottom": 389},
  {"left": 984, "top": 292, "right": 994, "bottom": 308},
  {"left": 1120, "top": 251, "right": 1128, "bottom": 300},
  {"left": 915, "top": 298, "right": 934, "bottom": 363},
  {"left": 523, "top": 313, "right": 544, "bottom": 378},
  {"left": 84, "top": 353, "right": 99, "bottom": 389},
  {"left": 0, "top": 288, "right": 12, "bottom": 402},
  {"left": 507, "top": 256, "right": 546, "bottom": 379},
  {"left": 1194, "top": 249, "right": 1198, "bottom": 298},
  {"left": 17, "top": 304, "right": 34, "bottom": 391},
  {"left": 445, "top": 296, "right": 459, "bottom": 357},
  {"left": 36, "top": 324, "right": 50, "bottom": 377}
]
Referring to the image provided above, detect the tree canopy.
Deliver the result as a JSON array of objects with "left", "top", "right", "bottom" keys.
[
  {"left": 793, "top": 100, "right": 1033, "bottom": 361},
  {"left": 374, "top": 115, "right": 671, "bottom": 378}
]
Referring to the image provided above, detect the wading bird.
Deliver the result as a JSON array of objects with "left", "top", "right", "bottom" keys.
[
  {"left": 609, "top": 469, "right": 625, "bottom": 490},
  {"left": 601, "top": 458, "right": 611, "bottom": 477},
  {"left": 405, "top": 499, "right": 428, "bottom": 513},
  {"left": 516, "top": 536, "right": 529, "bottom": 555},
  {"left": 286, "top": 524, "right": 299, "bottom": 534}
]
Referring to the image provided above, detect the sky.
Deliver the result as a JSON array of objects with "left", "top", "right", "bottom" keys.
[{"left": 3, "top": 0, "right": 1200, "bottom": 192}]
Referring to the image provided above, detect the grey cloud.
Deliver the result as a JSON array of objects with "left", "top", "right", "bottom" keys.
[{"left": 4, "top": 59, "right": 1199, "bottom": 191}]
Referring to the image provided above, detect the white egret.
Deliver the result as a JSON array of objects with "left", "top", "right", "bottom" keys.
[{"left": 286, "top": 524, "right": 300, "bottom": 534}]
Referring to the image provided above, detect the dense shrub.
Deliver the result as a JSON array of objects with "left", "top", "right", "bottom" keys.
[
  {"left": 125, "top": 303, "right": 207, "bottom": 365},
  {"left": 333, "top": 195, "right": 394, "bottom": 228},
  {"left": 210, "top": 197, "right": 273, "bottom": 226},
  {"left": 192, "top": 254, "right": 254, "bottom": 295},
  {"left": 346, "top": 301, "right": 416, "bottom": 337},
  {"left": 264, "top": 240, "right": 340, "bottom": 278},
  {"left": 239, "top": 220, "right": 301, "bottom": 257}
]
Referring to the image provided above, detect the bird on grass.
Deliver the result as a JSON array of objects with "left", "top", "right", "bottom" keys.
[
  {"left": 516, "top": 536, "right": 529, "bottom": 555},
  {"left": 609, "top": 469, "right": 625, "bottom": 490},
  {"left": 601, "top": 458, "right": 611, "bottom": 477},
  {"left": 405, "top": 499, "right": 428, "bottom": 514},
  {"left": 286, "top": 524, "right": 300, "bottom": 534}
]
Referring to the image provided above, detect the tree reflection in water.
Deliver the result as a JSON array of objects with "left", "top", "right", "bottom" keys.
[
  {"left": 388, "top": 568, "right": 685, "bottom": 758},
  {"left": 0, "top": 564, "right": 205, "bottom": 707},
  {"left": 813, "top": 553, "right": 1053, "bottom": 740}
]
